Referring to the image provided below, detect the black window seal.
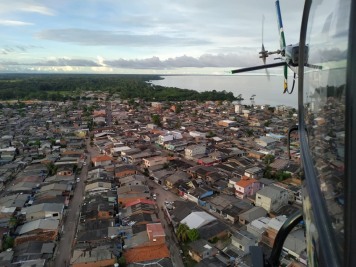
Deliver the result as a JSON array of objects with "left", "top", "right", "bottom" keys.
[
  {"left": 298, "top": 0, "right": 342, "bottom": 266},
  {"left": 344, "top": 0, "right": 356, "bottom": 265}
]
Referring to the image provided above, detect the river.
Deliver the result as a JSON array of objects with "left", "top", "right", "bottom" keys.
[{"left": 150, "top": 75, "right": 298, "bottom": 107}]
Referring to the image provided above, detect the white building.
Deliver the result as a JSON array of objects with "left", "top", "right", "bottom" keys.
[
  {"left": 255, "top": 184, "right": 289, "bottom": 212},
  {"left": 189, "top": 131, "right": 206, "bottom": 138},
  {"left": 255, "top": 136, "right": 278, "bottom": 147},
  {"left": 157, "top": 131, "right": 183, "bottom": 145},
  {"left": 235, "top": 104, "right": 243, "bottom": 114},
  {"left": 143, "top": 156, "right": 168, "bottom": 168},
  {"left": 181, "top": 211, "right": 216, "bottom": 229},
  {"left": 185, "top": 145, "right": 206, "bottom": 158}
]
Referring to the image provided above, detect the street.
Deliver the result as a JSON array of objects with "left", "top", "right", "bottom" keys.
[
  {"left": 51, "top": 142, "right": 91, "bottom": 266},
  {"left": 147, "top": 179, "right": 185, "bottom": 267}
]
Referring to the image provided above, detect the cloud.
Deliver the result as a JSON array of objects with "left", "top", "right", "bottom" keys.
[
  {"left": 36, "top": 28, "right": 211, "bottom": 47},
  {"left": 1, "top": 58, "right": 100, "bottom": 67},
  {"left": 0, "top": 45, "right": 42, "bottom": 55},
  {"left": 104, "top": 53, "right": 260, "bottom": 69},
  {"left": 33, "top": 58, "right": 101, "bottom": 67},
  {"left": 0, "top": 20, "right": 33, "bottom": 26},
  {"left": 0, "top": 2, "right": 54, "bottom": 16},
  {"left": 1, "top": 52, "right": 263, "bottom": 71},
  {"left": 21, "top": 5, "right": 55, "bottom": 16}
]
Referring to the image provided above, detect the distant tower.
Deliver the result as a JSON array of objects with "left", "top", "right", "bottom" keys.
[
  {"left": 235, "top": 104, "right": 242, "bottom": 114},
  {"left": 250, "top": 94, "right": 256, "bottom": 106}
]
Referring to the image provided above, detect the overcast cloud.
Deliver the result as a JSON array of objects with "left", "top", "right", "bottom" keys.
[{"left": 0, "top": 0, "right": 304, "bottom": 73}]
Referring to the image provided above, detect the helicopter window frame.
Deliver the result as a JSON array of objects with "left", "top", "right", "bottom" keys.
[
  {"left": 344, "top": 0, "right": 356, "bottom": 266},
  {"left": 297, "top": 0, "right": 344, "bottom": 266}
]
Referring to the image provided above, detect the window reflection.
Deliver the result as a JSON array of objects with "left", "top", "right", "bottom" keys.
[{"left": 303, "top": 0, "right": 350, "bottom": 260}]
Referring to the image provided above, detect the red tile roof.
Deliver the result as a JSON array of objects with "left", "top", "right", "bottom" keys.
[
  {"left": 91, "top": 155, "right": 112, "bottom": 163},
  {"left": 146, "top": 223, "right": 165, "bottom": 240},
  {"left": 125, "top": 199, "right": 156, "bottom": 208},
  {"left": 124, "top": 244, "right": 170, "bottom": 263},
  {"left": 236, "top": 176, "right": 258, "bottom": 188}
]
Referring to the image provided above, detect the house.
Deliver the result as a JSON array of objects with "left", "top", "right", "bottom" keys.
[
  {"left": 246, "top": 216, "right": 271, "bottom": 241},
  {"left": 165, "top": 171, "right": 189, "bottom": 189},
  {"left": 239, "top": 206, "right": 268, "bottom": 225},
  {"left": 270, "top": 158, "right": 290, "bottom": 171},
  {"left": 164, "top": 140, "right": 188, "bottom": 152},
  {"left": 255, "top": 136, "right": 277, "bottom": 148},
  {"left": 15, "top": 219, "right": 59, "bottom": 245},
  {"left": 261, "top": 215, "right": 288, "bottom": 247},
  {"left": 121, "top": 221, "right": 171, "bottom": 263},
  {"left": 188, "top": 239, "right": 218, "bottom": 262},
  {"left": 21, "top": 203, "right": 64, "bottom": 222},
  {"left": 91, "top": 155, "right": 113, "bottom": 167},
  {"left": 117, "top": 185, "right": 150, "bottom": 205},
  {"left": 184, "top": 186, "right": 214, "bottom": 205},
  {"left": 143, "top": 156, "right": 168, "bottom": 168},
  {"left": 124, "top": 244, "right": 171, "bottom": 265},
  {"left": 218, "top": 120, "right": 237, "bottom": 127},
  {"left": 39, "top": 183, "right": 71, "bottom": 196},
  {"left": 146, "top": 223, "right": 166, "bottom": 244},
  {"left": 118, "top": 174, "right": 146, "bottom": 187},
  {"left": 80, "top": 196, "right": 115, "bottom": 221},
  {"left": 255, "top": 184, "right": 289, "bottom": 213},
  {"left": 198, "top": 220, "right": 229, "bottom": 241},
  {"left": 244, "top": 166, "right": 264, "bottom": 179},
  {"left": 150, "top": 169, "right": 174, "bottom": 185},
  {"left": 185, "top": 145, "right": 206, "bottom": 158},
  {"left": 181, "top": 211, "right": 216, "bottom": 229},
  {"left": 230, "top": 230, "right": 257, "bottom": 255},
  {"left": 157, "top": 131, "right": 183, "bottom": 145},
  {"left": 71, "top": 245, "right": 116, "bottom": 267},
  {"left": 283, "top": 228, "right": 306, "bottom": 261},
  {"left": 204, "top": 195, "right": 234, "bottom": 215},
  {"left": 11, "top": 241, "right": 55, "bottom": 265},
  {"left": 235, "top": 176, "right": 261, "bottom": 199},
  {"left": 115, "top": 164, "right": 138, "bottom": 178},
  {"left": 84, "top": 181, "right": 111, "bottom": 194},
  {"left": 222, "top": 205, "right": 245, "bottom": 224}
]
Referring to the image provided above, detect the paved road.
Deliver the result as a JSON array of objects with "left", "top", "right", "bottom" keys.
[
  {"left": 52, "top": 145, "right": 90, "bottom": 266},
  {"left": 147, "top": 180, "right": 184, "bottom": 267}
]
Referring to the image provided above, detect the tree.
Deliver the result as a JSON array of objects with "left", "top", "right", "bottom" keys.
[
  {"left": 143, "top": 168, "right": 149, "bottom": 176},
  {"left": 264, "top": 154, "right": 275, "bottom": 165},
  {"left": 46, "top": 162, "right": 58, "bottom": 176},
  {"left": 117, "top": 256, "right": 126, "bottom": 267},
  {"left": 206, "top": 131, "right": 216, "bottom": 138},
  {"left": 246, "top": 129, "right": 254, "bottom": 137},
  {"left": 175, "top": 104, "right": 182, "bottom": 113},
  {"left": 151, "top": 114, "right": 162, "bottom": 127},
  {"left": 176, "top": 223, "right": 189, "bottom": 243},
  {"left": 264, "top": 165, "right": 273, "bottom": 179},
  {"left": 187, "top": 228, "right": 200, "bottom": 241},
  {"left": 275, "top": 171, "right": 292, "bottom": 181},
  {"left": 264, "top": 120, "right": 272, "bottom": 127},
  {"left": 3, "top": 236, "right": 14, "bottom": 250}
]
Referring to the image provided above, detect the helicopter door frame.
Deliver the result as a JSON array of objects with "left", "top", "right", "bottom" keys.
[
  {"left": 298, "top": 0, "right": 356, "bottom": 266},
  {"left": 344, "top": 0, "right": 356, "bottom": 265}
]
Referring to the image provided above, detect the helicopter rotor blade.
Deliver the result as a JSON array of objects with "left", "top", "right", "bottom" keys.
[
  {"left": 231, "top": 62, "right": 286, "bottom": 74},
  {"left": 275, "top": 0, "right": 286, "bottom": 51}
]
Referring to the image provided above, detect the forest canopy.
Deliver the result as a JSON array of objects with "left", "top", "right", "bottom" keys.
[{"left": 0, "top": 74, "right": 237, "bottom": 102}]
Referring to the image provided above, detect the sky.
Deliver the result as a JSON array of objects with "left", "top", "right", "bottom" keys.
[{"left": 0, "top": 0, "right": 304, "bottom": 74}]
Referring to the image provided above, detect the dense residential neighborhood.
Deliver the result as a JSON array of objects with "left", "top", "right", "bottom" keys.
[{"left": 0, "top": 94, "right": 308, "bottom": 267}]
